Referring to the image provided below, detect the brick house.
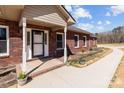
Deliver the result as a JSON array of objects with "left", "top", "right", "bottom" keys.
[{"left": 0, "top": 5, "right": 97, "bottom": 71}]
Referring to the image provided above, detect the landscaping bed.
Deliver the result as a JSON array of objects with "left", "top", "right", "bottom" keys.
[{"left": 67, "top": 47, "right": 112, "bottom": 68}]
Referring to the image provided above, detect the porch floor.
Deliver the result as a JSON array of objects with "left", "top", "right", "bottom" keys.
[{"left": 16, "top": 57, "right": 64, "bottom": 78}]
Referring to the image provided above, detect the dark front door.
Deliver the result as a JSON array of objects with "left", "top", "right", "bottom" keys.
[{"left": 32, "top": 30, "right": 44, "bottom": 57}]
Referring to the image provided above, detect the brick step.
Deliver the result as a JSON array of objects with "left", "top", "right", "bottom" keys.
[
  {"left": 29, "top": 64, "right": 65, "bottom": 78},
  {"left": 0, "top": 65, "right": 16, "bottom": 77},
  {"left": 0, "top": 72, "right": 17, "bottom": 88}
]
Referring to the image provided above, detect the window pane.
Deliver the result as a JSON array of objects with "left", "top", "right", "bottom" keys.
[
  {"left": 27, "top": 32, "right": 30, "bottom": 45},
  {"left": 0, "top": 41, "right": 7, "bottom": 53},
  {"left": 44, "top": 33, "right": 47, "bottom": 45},
  {"left": 57, "top": 42, "right": 62, "bottom": 48},
  {"left": 57, "top": 34, "right": 62, "bottom": 41},
  {"left": 35, "top": 31, "right": 41, "bottom": 35},
  {"left": 83, "top": 37, "right": 86, "bottom": 45},
  {"left": 74, "top": 36, "right": 78, "bottom": 47},
  {"left": 0, "top": 28, "right": 6, "bottom": 40},
  {"left": 56, "top": 34, "right": 63, "bottom": 48}
]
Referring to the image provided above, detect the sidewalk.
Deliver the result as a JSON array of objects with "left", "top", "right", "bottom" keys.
[{"left": 20, "top": 46, "right": 124, "bottom": 88}]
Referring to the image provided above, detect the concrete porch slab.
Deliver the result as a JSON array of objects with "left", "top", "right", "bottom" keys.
[{"left": 16, "top": 57, "right": 64, "bottom": 78}]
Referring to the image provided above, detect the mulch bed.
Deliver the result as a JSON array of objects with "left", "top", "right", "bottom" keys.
[{"left": 67, "top": 47, "right": 112, "bottom": 68}]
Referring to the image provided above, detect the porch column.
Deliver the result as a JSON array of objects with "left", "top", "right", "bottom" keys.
[
  {"left": 64, "top": 25, "right": 67, "bottom": 63},
  {"left": 22, "top": 17, "right": 27, "bottom": 72}
]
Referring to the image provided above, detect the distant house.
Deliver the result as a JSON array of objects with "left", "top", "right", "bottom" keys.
[{"left": 0, "top": 5, "right": 97, "bottom": 69}]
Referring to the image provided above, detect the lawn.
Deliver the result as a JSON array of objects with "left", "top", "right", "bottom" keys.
[
  {"left": 109, "top": 48, "right": 124, "bottom": 88},
  {"left": 67, "top": 47, "right": 112, "bottom": 68},
  {"left": 98, "top": 43, "right": 124, "bottom": 46}
]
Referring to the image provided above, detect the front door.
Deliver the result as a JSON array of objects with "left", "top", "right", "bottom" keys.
[{"left": 32, "top": 30, "right": 44, "bottom": 57}]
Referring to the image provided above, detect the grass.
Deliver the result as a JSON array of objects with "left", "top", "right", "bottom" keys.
[
  {"left": 67, "top": 47, "right": 112, "bottom": 68},
  {"left": 98, "top": 43, "right": 124, "bottom": 46},
  {"left": 109, "top": 48, "right": 124, "bottom": 88}
]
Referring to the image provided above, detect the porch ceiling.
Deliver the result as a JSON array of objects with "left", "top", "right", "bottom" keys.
[
  {"left": 0, "top": 5, "right": 75, "bottom": 29},
  {"left": 21, "top": 5, "right": 73, "bottom": 27},
  {"left": 0, "top": 5, "right": 24, "bottom": 21},
  {"left": 27, "top": 19, "right": 64, "bottom": 30}
]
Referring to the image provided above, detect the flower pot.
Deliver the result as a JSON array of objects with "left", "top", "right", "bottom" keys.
[{"left": 18, "top": 77, "right": 27, "bottom": 86}]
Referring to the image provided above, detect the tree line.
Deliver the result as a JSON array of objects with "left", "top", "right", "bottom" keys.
[{"left": 95, "top": 26, "right": 124, "bottom": 44}]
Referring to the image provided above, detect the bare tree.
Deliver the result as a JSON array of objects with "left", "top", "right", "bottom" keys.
[{"left": 96, "top": 26, "right": 124, "bottom": 44}]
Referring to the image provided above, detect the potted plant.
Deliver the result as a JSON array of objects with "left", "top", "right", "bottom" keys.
[{"left": 17, "top": 71, "right": 27, "bottom": 86}]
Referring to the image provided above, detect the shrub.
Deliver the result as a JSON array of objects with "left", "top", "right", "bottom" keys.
[{"left": 18, "top": 72, "right": 26, "bottom": 80}]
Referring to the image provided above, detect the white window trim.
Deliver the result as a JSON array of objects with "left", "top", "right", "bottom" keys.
[
  {"left": 56, "top": 32, "right": 64, "bottom": 50},
  {"left": 83, "top": 36, "right": 87, "bottom": 47},
  {"left": 74, "top": 34, "right": 79, "bottom": 48},
  {"left": 0, "top": 25, "right": 9, "bottom": 57}
]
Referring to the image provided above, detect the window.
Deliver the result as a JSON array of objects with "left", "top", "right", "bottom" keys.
[
  {"left": 74, "top": 35, "right": 79, "bottom": 48},
  {"left": 44, "top": 33, "right": 47, "bottom": 45},
  {"left": 27, "top": 32, "right": 30, "bottom": 45},
  {"left": 83, "top": 36, "right": 87, "bottom": 47},
  {"left": 56, "top": 33, "right": 63, "bottom": 49},
  {"left": 0, "top": 26, "right": 9, "bottom": 56},
  {"left": 34, "top": 31, "right": 41, "bottom": 35}
]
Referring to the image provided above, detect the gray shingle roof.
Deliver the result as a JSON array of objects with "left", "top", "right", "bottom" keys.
[
  {"left": 68, "top": 26, "right": 92, "bottom": 35},
  {"left": 67, "top": 26, "right": 97, "bottom": 38}
]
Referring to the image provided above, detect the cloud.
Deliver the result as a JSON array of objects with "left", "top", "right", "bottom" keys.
[
  {"left": 73, "top": 8, "right": 92, "bottom": 19},
  {"left": 105, "top": 12, "right": 111, "bottom": 16},
  {"left": 77, "top": 23, "right": 105, "bottom": 33},
  {"left": 106, "top": 5, "right": 124, "bottom": 16},
  {"left": 65, "top": 5, "right": 73, "bottom": 12},
  {"left": 97, "top": 21, "right": 102, "bottom": 25},
  {"left": 106, "top": 20, "right": 111, "bottom": 25},
  {"left": 77, "top": 23, "right": 94, "bottom": 31},
  {"left": 111, "top": 5, "right": 124, "bottom": 16},
  {"left": 65, "top": 5, "right": 92, "bottom": 20},
  {"left": 96, "top": 26, "right": 104, "bottom": 31}
]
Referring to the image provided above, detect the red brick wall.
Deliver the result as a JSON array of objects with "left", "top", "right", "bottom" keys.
[
  {"left": 0, "top": 19, "right": 22, "bottom": 65},
  {"left": 67, "top": 31, "right": 89, "bottom": 54},
  {"left": 49, "top": 30, "right": 56, "bottom": 57},
  {"left": 51, "top": 30, "right": 92, "bottom": 57},
  {"left": 0, "top": 18, "right": 97, "bottom": 65},
  {"left": 88, "top": 37, "right": 97, "bottom": 49}
]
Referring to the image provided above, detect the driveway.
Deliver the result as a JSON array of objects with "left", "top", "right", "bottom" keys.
[{"left": 20, "top": 45, "right": 124, "bottom": 88}]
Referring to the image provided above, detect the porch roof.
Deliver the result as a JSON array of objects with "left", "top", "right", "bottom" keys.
[{"left": 0, "top": 5, "right": 75, "bottom": 28}]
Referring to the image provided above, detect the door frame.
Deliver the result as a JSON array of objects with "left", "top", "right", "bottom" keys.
[
  {"left": 32, "top": 30, "right": 44, "bottom": 57},
  {"left": 26, "top": 29, "right": 32, "bottom": 60}
]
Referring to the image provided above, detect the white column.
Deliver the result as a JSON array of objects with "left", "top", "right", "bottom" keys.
[
  {"left": 64, "top": 25, "right": 67, "bottom": 63},
  {"left": 21, "top": 17, "right": 27, "bottom": 72}
]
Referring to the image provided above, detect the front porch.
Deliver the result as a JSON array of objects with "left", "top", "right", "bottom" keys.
[
  {"left": 19, "top": 5, "right": 75, "bottom": 72},
  {"left": 16, "top": 57, "right": 64, "bottom": 79}
]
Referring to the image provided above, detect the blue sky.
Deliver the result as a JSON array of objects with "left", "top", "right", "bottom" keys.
[{"left": 65, "top": 5, "right": 124, "bottom": 33}]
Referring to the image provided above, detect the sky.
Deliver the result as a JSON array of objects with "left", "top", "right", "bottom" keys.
[{"left": 65, "top": 5, "right": 124, "bottom": 33}]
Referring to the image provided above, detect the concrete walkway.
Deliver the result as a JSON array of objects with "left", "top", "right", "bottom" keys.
[{"left": 20, "top": 45, "right": 124, "bottom": 88}]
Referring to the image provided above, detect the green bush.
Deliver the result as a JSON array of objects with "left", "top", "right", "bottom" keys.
[{"left": 18, "top": 72, "right": 26, "bottom": 79}]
